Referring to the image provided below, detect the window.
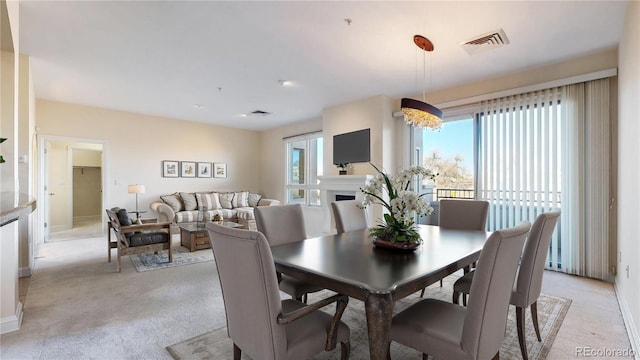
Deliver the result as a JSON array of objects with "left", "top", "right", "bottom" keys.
[
  {"left": 419, "top": 118, "right": 475, "bottom": 200},
  {"left": 285, "top": 133, "right": 323, "bottom": 206}
]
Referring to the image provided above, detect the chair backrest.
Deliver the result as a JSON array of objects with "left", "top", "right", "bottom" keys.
[
  {"left": 206, "top": 222, "right": 286, "bottom": 360},
  {"left": 106, "top": 209, "right": 128, "bottom": 246},
  {"left": 330, "top": 200, "right": 367, "bottom": 234},
  {"left": 255, "top": 204, "right": 307, "bottom": 246},
  {"left": 462, "top": 221, "right": 531, "bottom": 360},
  {"left": 511, "top": 211, "right": 561, "bottom": 307},
  {"left": 438, "top": 199, "right": 489, "bottom": 230}
]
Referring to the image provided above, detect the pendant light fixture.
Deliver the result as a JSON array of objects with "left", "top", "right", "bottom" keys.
[{"left": 401, "top": 35, "right": 443, "bottom": 130}]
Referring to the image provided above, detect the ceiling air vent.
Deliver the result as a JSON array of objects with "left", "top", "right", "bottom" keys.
[
  {"left": 249, "top": 110, "right": 271, "bottom": 116},
  {"left": 460, "top": 28, "right": 510, "bottom": 56}
]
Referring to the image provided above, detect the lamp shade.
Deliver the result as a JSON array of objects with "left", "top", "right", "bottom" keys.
[
  {"left": 401, "top": 98, "right": 443, "bottom": 129},
  {"left": 128, "top": 184, "right": 146, "bottom": 194}
]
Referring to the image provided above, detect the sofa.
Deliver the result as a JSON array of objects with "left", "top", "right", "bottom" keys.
[{"left": 150, "top": 191, "right": 280, "bottom": 234}]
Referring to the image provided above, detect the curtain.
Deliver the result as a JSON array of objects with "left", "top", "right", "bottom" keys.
[
  {"left": 562, "top": 78, "right": 611, "bottom": 280},
  {"left": 478, "top": 78, "right": 612, "bottom": 281},
  {"left": 478, "top": 88, "right": 563, "bottom": 270}
]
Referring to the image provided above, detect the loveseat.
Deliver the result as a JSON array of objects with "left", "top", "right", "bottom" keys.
[{"left": 150, "top": 191, "right": 280, "bottom": 234}]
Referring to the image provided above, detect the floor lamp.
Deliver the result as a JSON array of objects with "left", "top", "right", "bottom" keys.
[{"left": 128, "top": 184, "right": 146, "bottom": 220}]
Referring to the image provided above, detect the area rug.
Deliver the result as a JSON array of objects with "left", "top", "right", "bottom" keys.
[
  {"left": 166, "top": 276, "right": 571, "bottom": 360},
  {"left": 130, "top": 246, "right": 213, "bottom": 272}
]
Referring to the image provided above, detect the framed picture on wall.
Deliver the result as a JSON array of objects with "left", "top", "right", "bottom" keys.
[
  {"left": 214, "top": 163, "right": 227, "bottom": 178},
  {"left": 162, "top": 160, "right": 179, "bottom": 178},
  {"left": 197, "top": 162, "right": 212, "bottom": 178},
  {"left": 181, "top": 161, "right": 197, "bottom": 178}
]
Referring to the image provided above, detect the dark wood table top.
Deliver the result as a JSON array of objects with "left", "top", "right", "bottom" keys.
[{"left": 271, "top": 224, "right": 491, "bottom": 300}]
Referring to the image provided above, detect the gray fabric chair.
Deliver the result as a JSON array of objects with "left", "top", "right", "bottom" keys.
[
  {"left": 421, "top": 199, "right": 489, "bottom": 295},
  {"left": 255, "top": 204, "right": 324, "bottom": 303},
  {"left": 438, "top": 199, "right": 489, "bottom": 230},
  {"left": 206, "top": 223, "right": 350, "bottom": 360},
  {"left": 390, "top": 221, "right": 531, "bottom": 360},
  {"left": 330, "top": 200, "right": 367, "bottom": 234},
  {"left": 453, "top": 211, "right": 560, "bottom": 360}
]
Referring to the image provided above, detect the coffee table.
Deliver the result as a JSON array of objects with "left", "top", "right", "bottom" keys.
[{"left": 179, "top": 221, "right": 245, "bottom": 252}]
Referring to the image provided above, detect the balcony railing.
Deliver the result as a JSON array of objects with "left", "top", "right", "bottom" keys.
[{"left": 436, "top": 188, "right": 475, "bottom": 200}]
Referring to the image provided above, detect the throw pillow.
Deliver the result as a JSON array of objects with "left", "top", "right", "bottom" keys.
[
  {"left": 219, "top": 192, "right": 234, "bottom": 209},
  {"left": 116, "top": 208, "right": 132, "bottom": 226},
  {"left": 248, "top": 193, "right": 262, "bottom": 207},
  {"left": 160, "top": 193, "right": 183, "bottom": 212},
  {"left": 196, "top": 192, "right": 221, "bottom": 210},
  {"left": 232, "top": 191, "right": 249, "bottom": 208},
  {"left": 180, "top": 192, "right": 197, "bottom": 211}
]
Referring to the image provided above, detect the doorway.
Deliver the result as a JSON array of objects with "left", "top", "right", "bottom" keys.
[{"left": 37, "top": 136, "right": 108, "bottom": 244}]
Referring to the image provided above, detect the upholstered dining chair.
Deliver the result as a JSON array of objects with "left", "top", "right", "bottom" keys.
[
  {"left": 421, "top": 199, "right": 489, "bottom": 295},
  {"left": 452, "top": 211, "right": 560, "bottom": 360},
  {"left": 330, "top": 200, "right": 368, "bottom": 234},
  {"left": 389, "top": 221, "right": 531, "bottom": 360},
  {"left": 206, "top": 222, "right": 351, "bottom": 360},
  {"left": 255, "top": 204, "right": 324, "bottom": 303}
]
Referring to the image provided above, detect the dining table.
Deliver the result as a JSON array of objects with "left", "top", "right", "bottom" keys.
[{"left": 270, "top": 224, "right": 492, "bottom": 360}]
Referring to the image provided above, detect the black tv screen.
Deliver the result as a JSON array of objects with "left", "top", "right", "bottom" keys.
[{"left": 333, "top": 128, "right": 371, "bottom": 165}]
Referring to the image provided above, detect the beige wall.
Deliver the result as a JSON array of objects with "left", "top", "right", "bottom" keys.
[
  {"left": 616, "top": 0, "right": 640, "bottom": 351},
  {"left": 36, "top": 100, "right": 264, "bottom": 220},
  {"left": 428, "top": 48, "right": 618, "bottom": 106}
]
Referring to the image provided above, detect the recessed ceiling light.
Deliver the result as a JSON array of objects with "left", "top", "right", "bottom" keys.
[
  {"left": 192, "top": 104, "right": 204, "bottom": 109},
  {"left": 278, "top": 80, "right": 293, "bottom": 87}
]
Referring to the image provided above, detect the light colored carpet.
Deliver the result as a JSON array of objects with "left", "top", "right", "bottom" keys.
[
  {"left": 131, "top": 246, "right": 213, "bottom": 272},
  {"left": 167, "top": 276, "right": 571, "bottom": 360}
]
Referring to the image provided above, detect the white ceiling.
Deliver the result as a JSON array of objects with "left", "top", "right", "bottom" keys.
[{"left": 19, "top": 1, "right": 628, "bottom": 131}]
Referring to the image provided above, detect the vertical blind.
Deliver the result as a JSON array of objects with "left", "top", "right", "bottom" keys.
[
  {"left": 562, "top": 79, "right": 611, "bottom": 280},
  {"left": 477, "top": 88, "right": 563, "bottom": 270},
  {"left": 476, "top": 79, "right": 612, "bottom": 280}
]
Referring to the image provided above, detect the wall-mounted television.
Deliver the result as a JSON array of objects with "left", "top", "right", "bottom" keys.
[{"left": 333, "top": 128, "right": 371, "bottom": 165}]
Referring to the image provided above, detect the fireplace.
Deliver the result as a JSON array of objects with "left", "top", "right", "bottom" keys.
[
  {"left": 335, "top": 194, "right": 356, "bottom": 201},
  {"left": 318, "top": 175, "right": 376, "bottom": 234}
]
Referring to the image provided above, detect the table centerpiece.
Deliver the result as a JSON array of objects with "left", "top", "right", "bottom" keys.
[{"left": 360, "top": 163, "right": 437, "bottom": 251}]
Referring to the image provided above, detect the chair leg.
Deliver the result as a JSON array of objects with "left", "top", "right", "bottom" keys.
[
  {"left": 302, "top": 293, "right": 308, "bottom": 304},
  {"left": 340, "top": 340, "right": 350, "bottom": 360},
  {"left": 117, "top": 252, "right": 122, "bottom": 272},
  {"left": 422, "top": 353, "right": 428, "bottom": 360},
  {"left": 419, "top": 288, "right": 426, "bottom": 297},
  {"left": 452, "top": 290, "right": 460, "bottom": 305},
  {"left": 233, "top": 343, "right": 241, "bottom": 360},
  {"left": 531, "top": 301, "right": 542, "bottom": 341},
  {"left": 462, "top": 293, "right": 467, "bottom": 307},
  {"left": 492, "top": 351, "right": 500, "bottom": 360},
  {"left": 439, "top": 279, "right": 443, "bottom": 287},
  {"left": 516, "top": 306, "right": 529, "bottom": 360},
  {"left": 168, "top": 248, "right": 173, "bottom": 263}
]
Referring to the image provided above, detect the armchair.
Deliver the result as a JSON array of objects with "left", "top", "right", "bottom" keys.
[{"left": 106, "top": 208, "right": 172, "bottom": 272}]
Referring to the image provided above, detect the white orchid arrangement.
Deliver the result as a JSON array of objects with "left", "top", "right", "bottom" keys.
[{"left": 360, "top": 163, "right": 437, "bottom": 243}]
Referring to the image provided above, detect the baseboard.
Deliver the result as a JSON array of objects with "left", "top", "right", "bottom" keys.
[
  {"left": 51, "top": 224, "right": 71, "bottom": 232},
  {"left": 0, "top": 301, "right": 23, "bottom": 335},
  {"left": 18, "top": 266, "right": 31, "bottom": 278},
  {"left": 73, "top": 215, "right": 101, "bottom": 222},
  {"left": 614, "top": 282, "right": 640, "bottom": 359}
]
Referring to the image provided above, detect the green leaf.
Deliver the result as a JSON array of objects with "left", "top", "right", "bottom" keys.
[{"left": 0, "top": 155, "right": 5, "bottom": 164}]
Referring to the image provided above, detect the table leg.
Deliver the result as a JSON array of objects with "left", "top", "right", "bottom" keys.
[{"left": 364, "top": 292, "right": 394, "bottom": 360}]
